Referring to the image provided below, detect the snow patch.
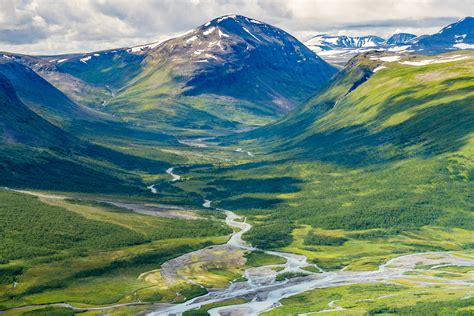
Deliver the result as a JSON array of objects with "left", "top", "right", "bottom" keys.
[
  {"left": 455, "top": 34, "right": 467, "bottom": 43},
  {"left": 250, "top": 19, "right": 263, "bottom": 24},
  {"left": 186, "top": 35, "right": 199, "bottom": 44},
  {"left": 379, "top": 56, "right": 401, "bottom": 62},
  {"left": 203, "top": 27, "right": 216, "bottom": 36},
  {"left": 370, "top": 55, "right": 400, "bottom": 62},
  {"left": 147, "top": 185, "right": 157, "bottom": 194},
  {"left": 129, "top": 42, "right": 161, "bottom": 53},
  {"left": 400, "top": 55, "right": 468, "bottom": 66},
  {"left": 218, "top": 29, "right": 229, "bottom": 38},
  {"left": 362, "top": 40, "right": 378, "bottom": 47},
  {"left": 453, "top": 43, "right": 474, "bottom": 49},
  {"left": 373, "top": 65, "right": 387, "bottom": 73},
  {"left": 242, "top": 27, "right": 260, "bottom": 42},
  {"left": 205, "top": 53, "right": 218, "bottom": 60},
  {"left": 208, "top": 41, "right": 224, "bottom": 50},
  {"left": 80, "top": 56, "right": 92, "bottom": 63},
  {"left": 388, "top": 45, "right": 410, "bottom": 52},
  {"left": 217, "top": 15, "right": 236, "bottom": 23}
]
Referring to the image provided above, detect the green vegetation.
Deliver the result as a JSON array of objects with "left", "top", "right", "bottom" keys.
[
  {"left": 1, "top": 46, "right": 474, "bottom": 314},
  {"left": 0, "top": 190, "right": 145, "bottom": 261},
  {"left": 368, "top": 297, "right": 474, "bottom": 315},
  {"left": 263, "top": 281, "right": 474, "bottom": 315},
  {"left": 304, "top": 232, "right": 348, "bottom": 246},
  {"left": 23, "top": 307, "right": 76, "bottom": 316},
  {"left": 301, "top": 265, "right": 321, "bottom": 273},
  {"left": 183, "top": 298, "right": 249, "bottom": 316},
  {"left": 244, "top": 251, "right": 286, "bottom": 267},
  {"left": 0, "top": 190, "right": 230, "bottom": 310},
  {"left": 243, "top": 222, "right": 294, "bottom": 249},
  {"left": 275, "top": 272, "right": 308, "bottom": 282}
]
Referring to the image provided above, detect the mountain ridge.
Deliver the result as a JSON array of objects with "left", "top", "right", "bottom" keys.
[{"left": 1, "top": 14, "right": 337, "bottom": 134}]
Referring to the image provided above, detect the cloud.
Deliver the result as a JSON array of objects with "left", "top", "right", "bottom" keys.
[{"left": 0, "top": 0, "right": 472, "bottom": 54}]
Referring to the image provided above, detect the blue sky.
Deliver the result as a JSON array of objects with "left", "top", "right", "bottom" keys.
[{"left": 1, "top": 0, "right": 472, "bottom": 54}]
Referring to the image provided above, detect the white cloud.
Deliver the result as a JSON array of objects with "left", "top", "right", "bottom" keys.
[{"left": 0, "top": 0, "right": 472, "bottom": 54}]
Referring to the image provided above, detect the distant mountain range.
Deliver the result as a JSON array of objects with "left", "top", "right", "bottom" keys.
[
  {"left": 305, "top": 16, "right": 474, "bottom": 65},
  {"left": 306, "top": 34, "right": 389, "bottom": 52},
  {"left": 1, "top": 15, "right": 472, "bottom": 135}
]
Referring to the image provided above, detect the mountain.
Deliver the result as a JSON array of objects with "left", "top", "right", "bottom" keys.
[
  {"left": 101, "top": 15, "right": 336, "bottom": 133},
  {"left": 410, "top": 16, "right": 474, "bottom": 54},
  {"left": 0, "top": 70, "right": 172, "bottom": 193},
  {"left": 3, "top": 15, "right": 336, "bottom": 134},
  {"left": 305, "top": 17, "right": 474, "bottom": 66},
  {"left": 304, "top": 34, "right": 396, "bottom": 67},
  {"left": 0, "top": 57, "right": 176, "bottom": 147},
  {"left": 0, "top": 59, "right": 101, "bottom": 128},
  {"left": 0, "top": 73, "right": 73, "bottom": 148},
  {"left": 239, "top": 50, "right": 474, "bottom": 165},
  {"left": 386, "top": 32, "right": 417, "bottom": 45},
  {"left": 216, "top": 50, "right": 474, "bottom": 256},
  {"left": 305, "top": 34, "right": 385, "bottom": 52}
]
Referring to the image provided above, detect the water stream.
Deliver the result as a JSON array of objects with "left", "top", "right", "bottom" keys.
[{"left": 147, "top": 167, "right": 474, "bottom": 316}]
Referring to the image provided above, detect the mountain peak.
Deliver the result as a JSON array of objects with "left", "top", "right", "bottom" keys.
[
  {"left": 386, "top": 33, "right": 417, "bottom": 45},
  {"left": 207, "top": 14, "right": 264, "bottom": 26},
  {"left": 108, "top": 14, "right": 337, "bottom": 129}
]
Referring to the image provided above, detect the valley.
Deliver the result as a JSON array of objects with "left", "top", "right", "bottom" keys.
[{"left": 0, "top": 11, "right": 473, "bottom": 316}]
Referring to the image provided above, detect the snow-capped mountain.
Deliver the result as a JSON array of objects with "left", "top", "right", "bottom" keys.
[
  {"left": 386, "top": 33, "right": 417, "bottom": 45},
  {"left": 1, "top": 14, "right": 337, "bottom": 132},
  {"left": 305, "top": 17, "right": 474, "bottom": 66},
  {"left": 125, "top": 14, "right": 337, "bottom": 112},
  {"left": 305, "top": 34, "right": 385, "bottom": 52},
  {"left": 304, "top": 33, "right": 414, "bottom": 66},
  {"left": 410, "top": 16, "right": 474, "bottom": 54}
]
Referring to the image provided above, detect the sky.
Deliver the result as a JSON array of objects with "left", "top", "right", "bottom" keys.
[{"left": 1, "top": 0, "right": 473, "bottom": 55}]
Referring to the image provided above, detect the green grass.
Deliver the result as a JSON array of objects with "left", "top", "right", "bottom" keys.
[
  {"left": 23, "top": 307, "right": 75, "bottom": 316},
  {"left": 275, "top": 272, "right": 308, "bottom": 282},
  {"left": 183, "top": 298, "right": 249, "bottom": 316},
  {"left": 244, "top": 251, "right": 286, "bottom": 267}
]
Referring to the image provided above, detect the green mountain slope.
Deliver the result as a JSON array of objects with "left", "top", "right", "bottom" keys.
[
  {"left": 106, "top": 15, "right": 336, "bottom": 134},
  {"left": 0, "top": 72, "right": 171, "bottom": 193},
  {"left": 3, "top": 15, "right": 336, "bottom": 136},
  {"left": 245, "top": 50, "right": 474, "bottom": 165},
  {"left": 187, "top": 51, "right": 474, "bottom": 269},
  {"left": 0, "top": 73, "right": 74, "bottom": 148},
  {"left": 0, "top": 60, "right": 101, "bottom": 128}
]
